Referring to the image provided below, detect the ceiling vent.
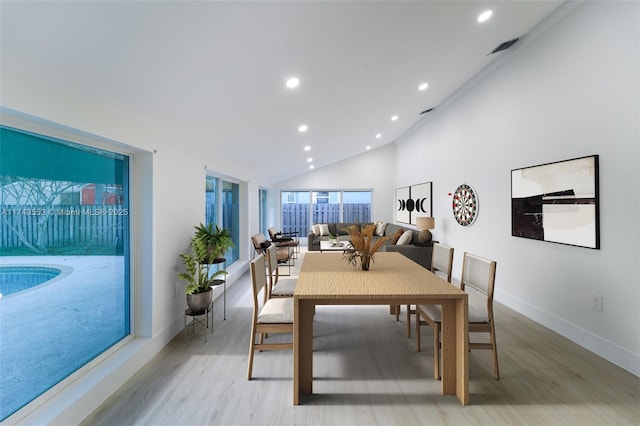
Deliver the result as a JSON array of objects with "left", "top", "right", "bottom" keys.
[
  {"left": 490, "top": 37, "right": 519, "bottom": 54},
  {"left": 420, "top": 107, "right": 434, "bottom": 115}
]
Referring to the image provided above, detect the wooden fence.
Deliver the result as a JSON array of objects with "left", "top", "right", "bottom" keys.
[
  {"left": 0, "top": 202, "right": 369, "bottom": 251},
  {"left": 0, "top": 205, "right": 126, "bottom": 251},
  {"left": 282, "top": 203, "right": 371, "bottom": 235}
]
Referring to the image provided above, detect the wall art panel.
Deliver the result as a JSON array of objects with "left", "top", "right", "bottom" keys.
[
  {"left": 396, "top": 182, "right": 432, "bottom": 225},
  {"left": 511, "top": 155, "right": 599, "bottom": 249}
]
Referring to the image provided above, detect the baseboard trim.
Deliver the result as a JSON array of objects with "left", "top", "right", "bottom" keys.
[{"left": 496, "top": 290, "right": 639, "bottom": 377}]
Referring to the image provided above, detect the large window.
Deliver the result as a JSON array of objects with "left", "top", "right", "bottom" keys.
[
  {"left": 343, "top": 191, "right": 372, "bottom": 223},
  {"left": 281, "top": 191, "right": 311, "bottom": 235},
  {"left": 281, "top": 190, "right": 371, "bottom": 235},
  {"left": 259, "top": 188, "right": 268, "bottom": 237},
  {"left": 312, "top": 191, "right": 340, "bottom": 224},
  {"left": 0, "top": 126, "right": 130, "bottom": 421},
  {"left": 205, "top": 176, "right": 239, "bottom": 265},
  {"left": 205, "top": 176, "right": 218, "bottom": 226},
  {"left": 222, "top": 181, "right": 239, "bottom": 264}
]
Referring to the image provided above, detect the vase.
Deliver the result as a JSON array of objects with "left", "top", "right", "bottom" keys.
[{"left": 361, "top": 255, "right": 371, "bottom": 271}]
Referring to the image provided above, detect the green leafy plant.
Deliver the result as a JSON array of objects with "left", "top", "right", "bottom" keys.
[
  {"left": 193, "top": 223, "right": 235, "bottom": 262},
  {"left": 179, "top": 236, "right": 228, "bottom": 295}
]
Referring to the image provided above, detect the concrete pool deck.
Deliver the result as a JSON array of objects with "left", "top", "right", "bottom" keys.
[{"left": 0, "top": 255, "right": 126, "bottom": 421}]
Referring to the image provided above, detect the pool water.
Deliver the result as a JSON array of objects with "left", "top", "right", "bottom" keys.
[{"left": 0, "top": 266, "right": 62, "bottom": 298}]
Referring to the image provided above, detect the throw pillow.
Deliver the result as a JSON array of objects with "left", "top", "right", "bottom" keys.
[
  {"left": 319, "top": 223, "right": 330, "bottom": 236},
  {"left": 312, "top": 224, "right": 320, "bottom": 236},
  {"left": 375, "top": 221, "right": 387, "bottom": 236},
  {"left": 391, "top": 229, "right": 404, "bottom": 244},
  {"left": 396, "top": 230, "right": 413, "bottom": 245}
]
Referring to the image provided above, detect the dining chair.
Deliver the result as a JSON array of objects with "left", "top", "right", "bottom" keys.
[
  {"left": 406, "top": 243, "right": 454, "bottom": 337},
  {"left": 251, "top": 233, "right": 293, "bottom": 275},
  {"left": 247, "top": 254, "right": 294, "bottom": 380},
  {"left": 268, "top": 226, "right": 300, "bottom": 258},
  {"left": 415, "top": 251, "right": 499, "bottom": 380},
  {"left": 265, "top": 244, "right": 297, "bottom": 298}
]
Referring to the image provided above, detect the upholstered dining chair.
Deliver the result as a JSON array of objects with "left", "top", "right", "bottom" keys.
[
  {"left": 405, "top": 243, "right": 454, "bottom": 337},
  {"left": 265, "top": 244, "right": 297, "bottom": 298},
  {"left": 251, "top": 233, "right": 293, "bottom": 276},
  {"left": 247, "top": 254, "right": 294, "bottom": 380},
  {"left": 415, "top": 252, "right": 499, "bottom": 380},
  {"left": 268, "top": 226, "right": 300, "bottom": 258}
]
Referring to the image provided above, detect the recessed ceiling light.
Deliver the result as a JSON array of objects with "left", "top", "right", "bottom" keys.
[
  {"left": 375, "top": 133, "right": 382, "bottom": 139},
  {"left": 366, "top": 146, "right": 371, "bottom": 150},
  {"left": 418, "top": 82, "right": 429, "bottom": 91},
  {"left": 309, "top": 165, "right": 315, "bottom": 169},
  {"left": 307, "top": 157, "right": 313, "bottom": 162},
  {"left": 304, "top": 145, "right": 311, "bottom": 151},
  {"left": 391, "top": 115, "right": 399, "bottom": 121},
  {"left": 298, "top": 124, "right": 308, "bottom": 132},
  {"left": 286, "top": 77, "right": 300, "bottom": 88},
  {"left": 477, "top": 10, "right": 493, "bottom": 23}
]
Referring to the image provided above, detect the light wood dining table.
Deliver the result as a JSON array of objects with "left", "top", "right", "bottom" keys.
[{"left": 293, "top": 251, "right": 469, "bottom": 405}]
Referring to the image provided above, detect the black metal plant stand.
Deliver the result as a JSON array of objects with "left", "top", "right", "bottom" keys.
[{"left": 211, "top": 257, "right": 227, "bottom": 320}]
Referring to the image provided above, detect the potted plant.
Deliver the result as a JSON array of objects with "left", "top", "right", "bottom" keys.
[
  {"left": 193, "top": 223, "right": 235, "bottom": 263},
  {"left": 178, "top": 236, "right": 228, "bottom": 311},
  {"left": 342, "top": 224, "right": 388, "bottom": 270}
]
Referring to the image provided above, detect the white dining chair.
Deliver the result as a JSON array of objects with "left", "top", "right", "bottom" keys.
[
  {"left": 415, "top": 251, "right": 499, "bottom": 380},
  {"left": 247, "top": 254, "right": 294, "bottom": 380},
  {"left": 406, "top": 243, "right": 454, "bottom": 337}
]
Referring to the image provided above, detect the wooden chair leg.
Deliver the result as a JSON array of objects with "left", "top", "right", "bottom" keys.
[
  {"left": 434, "top": 324, "right": 441, "bottom": 380},
  {"left": 406, "top": 304, "right": 412, "bottom": 337},
  {"left": 415, "top": 312, "right": 422, "bottom": 352},
  {"left": 491, "top": 322, "right": 500, "bottom": 380},
  {"left": 247, "top": 325, "right": 256, "bottom": 380}
]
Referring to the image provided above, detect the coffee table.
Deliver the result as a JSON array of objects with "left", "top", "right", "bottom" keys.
[{"left": 319, "top": 240, "right": 352, "bottom": 252}]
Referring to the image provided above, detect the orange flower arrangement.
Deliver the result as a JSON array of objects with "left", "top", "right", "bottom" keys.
[{"left": 342, "top": 224, "right": 388, "bottom": 270}]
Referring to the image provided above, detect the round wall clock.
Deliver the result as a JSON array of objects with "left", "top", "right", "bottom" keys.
[{"left": 452, "top": 184, "right": 478, "bottom": 226}]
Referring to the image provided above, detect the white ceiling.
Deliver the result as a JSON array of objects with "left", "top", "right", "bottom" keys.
[{"left": 1, "top": 1, "right": 563, "bottom": 183}]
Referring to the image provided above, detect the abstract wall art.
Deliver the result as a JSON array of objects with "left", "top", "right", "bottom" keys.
[
  {"left": 511, "top": 155, "right": 600, "bottom": 249},
  {"left": 395, "top": 182, "right": 432, "bottom": 225}
]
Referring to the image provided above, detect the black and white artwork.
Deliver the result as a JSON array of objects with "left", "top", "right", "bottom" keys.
[
  {"left": 395, "top": 182, "right": 432, "bottom": 225},
  {"left": 511, "top": 155, "right": 599, "bottom": 249}
]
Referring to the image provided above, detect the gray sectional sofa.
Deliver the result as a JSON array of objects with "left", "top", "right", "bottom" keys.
[{"left": 306, "top": 222, "right": 433, "bottom": 269}]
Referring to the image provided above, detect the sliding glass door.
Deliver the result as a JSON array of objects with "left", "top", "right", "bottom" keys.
[{"left": 281, "top": 190, "right": 372, "bottom": 235}]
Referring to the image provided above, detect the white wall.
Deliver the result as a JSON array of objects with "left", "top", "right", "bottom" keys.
[
  {"left": 276, "top": 143, "right": 397, "bottom": 224},
  {"left": 394, "top": 1, "right": 639, "bottom": 375},
  {"left": 0, "top": 2, "right": 637, "bottom": 424},
  {"left": 0, "top": 72, "right": 262, "bottom": 423}
]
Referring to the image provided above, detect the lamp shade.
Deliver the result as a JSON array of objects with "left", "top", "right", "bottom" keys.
[{"left": 416, "top": 216, "right": 435, "bottom": 230}]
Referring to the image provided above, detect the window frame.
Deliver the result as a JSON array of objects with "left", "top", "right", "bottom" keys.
[{"left": 0, "top": 123, "right": 135, "bottom": 421}]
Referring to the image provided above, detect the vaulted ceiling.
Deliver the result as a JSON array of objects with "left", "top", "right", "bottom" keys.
[{"left": 1, "top": 1, "right": 563, "bottom": 183}]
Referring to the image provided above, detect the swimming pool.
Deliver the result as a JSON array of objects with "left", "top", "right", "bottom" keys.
[
  {"left": 0, "top": 257, "right": 127, "bottom": 422},
  {"left": 0, "top": 266, "right": 62, "bottom": 298}
]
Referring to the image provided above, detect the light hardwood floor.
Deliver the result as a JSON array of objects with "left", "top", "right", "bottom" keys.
[{"left": 83, "top": 249, "right": 639, "bottom": 425}]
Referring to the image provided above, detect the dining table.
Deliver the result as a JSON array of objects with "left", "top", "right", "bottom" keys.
[{"left": 293, "top": 251, "right": 469, "bottom": 405}]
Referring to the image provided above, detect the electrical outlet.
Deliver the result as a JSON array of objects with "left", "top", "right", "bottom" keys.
[{"left": 592, "top": 294, "right": 603, "bottom": 312}]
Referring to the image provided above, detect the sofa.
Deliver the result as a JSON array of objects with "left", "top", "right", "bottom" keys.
[{"left": 306, "top": 222, "right": 433, "bottom": 270}]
